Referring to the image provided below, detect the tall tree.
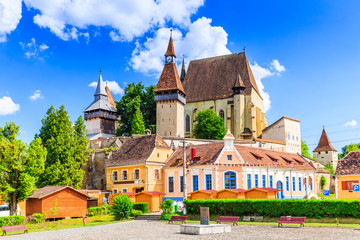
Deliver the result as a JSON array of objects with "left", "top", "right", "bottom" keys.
[
  {"left": 131, "top": 96, "right": 145, "bottom": 135},
  {"left": 37, "top": 105, "right": 90, "bottom": 189},
  {"left": 116, "top": 82, "right": 156, "bottom": 136},
  {"left": 339, "top": 143, "right": 360, "bottom": 159},
  {"left": 301, "top": 140, "right": 313, "bottom": 159},
  {"left": 193, "top": 109, "right": 226, "bottom": 140},
  {"left": 0, "top": 122, "right": 47, "bottom": 215}
]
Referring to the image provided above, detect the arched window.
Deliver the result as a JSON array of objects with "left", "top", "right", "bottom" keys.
[
  {"left": 219, "top": 109, "right": 225, "bottom": 121},
  {"left": 185, "top": 115, "right": 190, "bottom": 132},
  {"left": 224, "top": 171, "right": 236, "bottom": 189},
  {"left": 112, "top": 171, "right": 118, "bottom": 181}
]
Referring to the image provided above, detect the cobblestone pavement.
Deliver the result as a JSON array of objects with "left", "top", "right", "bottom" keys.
[{"left": 4, "top": 221, "right": 360, "bottom": 240}]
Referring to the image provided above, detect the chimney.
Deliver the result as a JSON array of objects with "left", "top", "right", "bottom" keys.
[{"left": 191, "top": 148, "right": 196, "bottom": 160}]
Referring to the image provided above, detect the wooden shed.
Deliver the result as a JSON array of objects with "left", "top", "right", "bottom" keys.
[
  {"left": 26, "top": 186, "right": 88, "bottom": 218},
  {"left": 188, "top": 190, "right": 217, "bottom": 200},
  {"left": 216, "top": 189, "right": 245, "bottom": 199},
  {"left": 135, "top": 191, "right": 164, "bottom": 212},
  {"left": 244, "top": 188, "right": 281, "bottom": 199},
  {"left": 108, "top": 192, "right": 136, "bottom": 205}
]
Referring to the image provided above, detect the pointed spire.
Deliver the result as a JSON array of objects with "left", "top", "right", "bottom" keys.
[
  {"left": 105, "top": 85, "right": 117, "bottom": 110},
  {"left": 164, "top": 30, "right": 176, "bottom": 57},
  {"left": 180, "top": 56, "right": 186, "bottom": 83},
  {"left": 313, "top": 128, "right": 337, "bottom": 152},
  {"left": 233, "top": 74, "right": 245, "bottom": 89},
  {"left": 94, "top": 71, "right": 107, "bottom": 101}
]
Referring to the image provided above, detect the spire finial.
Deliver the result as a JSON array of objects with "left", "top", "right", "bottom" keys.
[
  {"left": 243, "top": 46, "right": 246, "bottom": 52},
  {"left": 99, "top": 67, "right": 102, "bottom": 74},
  {"left": 170, "top": 29, "right": 173, "bottom": 38}
]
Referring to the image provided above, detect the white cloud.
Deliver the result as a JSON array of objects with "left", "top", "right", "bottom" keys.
[
  {"left": 344, "top": 120, "right": 357, "bottom": 127},
  {"left": 20, "top": 38, "right": 49, "bottom": 60},
  {"left": 250, "top": 59, "right": 285, "bottom": 113},
  {"left": 24, "top": 0, "right": 204, "bottom": 42},
  {"left": 0, "top": 96, "right": 20, "bottom": 115},
  {"left": 0, "top": 0, "right": 22, "bottom": 42},
  {"left": 29, "top": 90, "right": 43, "bottom": 101},
  {"left": 131, "top": 17, "right": 231, "bottom": 76},
  {"left": 88, "top": 81, "right": 124, "bottom": 95}
]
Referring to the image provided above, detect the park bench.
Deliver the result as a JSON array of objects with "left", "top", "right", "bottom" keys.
[
  {"left": 277, "top": 216, "right": 306, "bottom": 227},
  {"left": 215, "top": 216, "right": 239, "bottom": 226},
  {"left": 2, "top": 224, "right": 29, "bottom": 235},
  {"left": 168, "top": 215, "right": 187, "bottom": 224}
]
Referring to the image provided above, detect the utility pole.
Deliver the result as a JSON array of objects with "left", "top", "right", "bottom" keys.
[{"left": 182, "top": 141, "right": 187, "bottom": 200}]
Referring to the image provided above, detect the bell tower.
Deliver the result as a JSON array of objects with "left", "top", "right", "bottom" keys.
[{"left": 154, "top": 32, "right": 186, "bottom": 137}]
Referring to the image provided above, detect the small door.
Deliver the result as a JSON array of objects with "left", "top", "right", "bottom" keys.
[{"left": 276, "top": 181, "right": 284, "bottom": 199}]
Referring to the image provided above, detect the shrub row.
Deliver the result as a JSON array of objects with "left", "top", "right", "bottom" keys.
[
  {"left": 184, "top": 199, "right": 360, "bottom": 218},
  {"left": 0, "top": 216, "right": 25, "bottom": 227},
  {"left": 87, "top": 205, "right": 113, "bottom": 216},
  {"left": 133, "top": 203, "right": 150, "bottom": 214}
]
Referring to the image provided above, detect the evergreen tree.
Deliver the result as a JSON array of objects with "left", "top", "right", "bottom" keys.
[
  {"left": 193, "top": 109, "right": 226, "bottom": 140},
  {"left": 0, "top": 122, "right": 47, "bottom": 215},
  {"left": 131, "top": 96, "right": 145, "bottom": 135},
  {"left": 37, "top": 105, "right": 90, "bottom": 189},
  {"left": 301, "top": 140, "right": 313, "bottom": 159},
  {"left": 116, "top": 82, "right": 156, "bottom": 136}
]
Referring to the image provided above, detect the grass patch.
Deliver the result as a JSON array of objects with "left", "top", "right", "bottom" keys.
[{"left": 1, "top": 215, "right": 131, "bottom": 236}]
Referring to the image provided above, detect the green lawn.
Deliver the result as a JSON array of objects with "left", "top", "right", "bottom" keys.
[
  {"left": 318, "top": 193, "right": 336, "bottom": 198},
  {"left": 1, "top": 215, "right": 129, "bottom": 236}
]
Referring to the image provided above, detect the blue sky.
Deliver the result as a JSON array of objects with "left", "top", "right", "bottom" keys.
[{"left": 1, "top": 0, "right": 360, "bottom": 154}]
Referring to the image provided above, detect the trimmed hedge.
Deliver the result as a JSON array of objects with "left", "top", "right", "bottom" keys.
[
  {"left": 0, "top": 216, "right": 25, "bottom": 227},
  {"left": 133, "top": 203, "right": 150, "bottom": 213},
  {"left": 184, "top": 199, "right": 360, "bottom": 218}
]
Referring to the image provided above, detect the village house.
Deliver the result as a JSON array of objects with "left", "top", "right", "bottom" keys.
[
  {"left": 163, "top": 131, "right": 317, "bottom": 202},
  {"left": 105, "top": 133, "right": 172, "bottom": 195},
  {"left": 334, "top": 151, "right": 360, "bottom": 199}
]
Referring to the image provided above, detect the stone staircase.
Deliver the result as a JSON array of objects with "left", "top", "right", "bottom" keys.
[{"left": 135, "top": 213, "right": 161, "bottom": 221}]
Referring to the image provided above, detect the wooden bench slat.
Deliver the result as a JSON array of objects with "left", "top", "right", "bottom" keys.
[
  {"left": 277, "top": 216, "right": 306, "bottom": 228},
  {"left": 2, "top": 224, "right": 28, "bottom": 236}
]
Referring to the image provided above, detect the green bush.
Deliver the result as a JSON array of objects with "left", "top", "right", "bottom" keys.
[
  {"left": 0, "top": 216, "right": 25, "bottom": 227},
  {"left": 160, "top": 212, "right": 180, "bottom": 220},
  {"left": 133, "top": 202, "right": 150, "bottom": 213},
  {"left": 161, "top": 199, "right": 173, "bottom": 214},
  {"left": 87, "top": 205, "right": 113, "bottom": 216},
  {"left": 184, "top": 199, "right": 360, "bottom": 218},
  {"left": 32, "top": 213, "right": 46, "bottom": 223},
  {"left": 112, "top": 195, "right": 133, "bottom": 220},
  {"left": 130, "top": 209, "right": 143, "bottom": 218}
]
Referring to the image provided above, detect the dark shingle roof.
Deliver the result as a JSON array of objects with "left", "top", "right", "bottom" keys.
[
  {"left": 183, "top": 52, "right": 259, "bottom": 103},
  {"left": 107, "top": 134, "right": 170, "bottom": 167},
  {"left": 335, "top": 151, "right": 360, "bottom": 175}
]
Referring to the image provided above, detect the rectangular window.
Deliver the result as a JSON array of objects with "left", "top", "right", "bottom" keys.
[
  {"left": 255, "top": 174, "right": 258, "bottom": 188},
  {"left": 247, "top": 174, "right": 251, "bottom": 189},
  {"left": 193, "top": 175, "right": 199, "bottom": 191},
  {"left": 262, "top": 175, "right": 266, "bottom": 187},
  {"left": 112, "top": 171, "right": 118, "bottom": 181},
  {"left": 113, "top": 189, "right": 118, "bottom": 194},
  {"left": 134, "top": 169, "right": 140, "bottom": 180},
  {"left": 122, "top": 188, "right": 127, "bottom": 193},
  {"left": 227, "top": 155, "right": 232, "bottom": 161},
  {"left": 206, "top": 174, "right": 212, "bottom": 190},
  {"left": 298, "top": 177, "right": 302, "bottom": 191},
  {"left": 180, "top": 176, "right": 184, "bottom": 192},
  {"left": 269, "top": 175, "right": 273, "bottom": 188},
  {"left": 168, "top": 177, "right": 174, "bottom": 193},
  {"left": 342, "top": 180, "right": 359, "bottom": 190},
  {"left": 122, "top": 170, "right": 128, "bottom": 180},
  {"left": 286, "top": 176, "right": 289, "bottom": 191},
  {"left": 292, "top": 177, "right": 296, "bottom": 191},
  {"left": 310, "top": 178, "right": 313, "bottom": 191}
]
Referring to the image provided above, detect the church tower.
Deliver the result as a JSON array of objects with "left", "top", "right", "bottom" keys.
[
  {"left": 84, "top": 71, "right": 118, "bottom": 139},
  {"left": 313, "top": 128, "right": 338, "bottom": 170},
  {"left": 154, "top": 33, "right": 186, "bottom": 137}
]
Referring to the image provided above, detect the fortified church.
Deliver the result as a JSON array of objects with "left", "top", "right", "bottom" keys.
[{"left": 82, "top": 34, "right": 336, "bottom": 199}]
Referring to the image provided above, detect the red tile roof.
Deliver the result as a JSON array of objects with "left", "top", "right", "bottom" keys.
[
  {"left": 107, "top": 134, "right": 169, "bottom": 167},
  {"left": 217, "top": 188, "right": 245, "bottom": 193},
  {"left": 154, "top": 62, "right": 185, "bottom": 94},
  {"left": 183, "top": 52, "right": 260, "bottom": 103},
  {"left": 313, "top": 128, "right": 336, "bottom": 152},
  {"left": 233, "top": 74, "right": 245, "bottom": 88}
]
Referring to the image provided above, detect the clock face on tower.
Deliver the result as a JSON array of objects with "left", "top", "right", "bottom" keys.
[{"left": 166, "top": 56, "right": 173, "bottom": 64}]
